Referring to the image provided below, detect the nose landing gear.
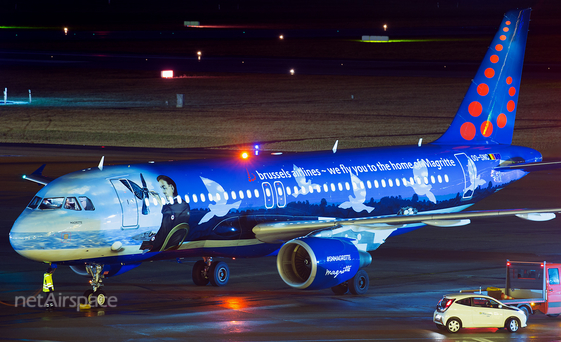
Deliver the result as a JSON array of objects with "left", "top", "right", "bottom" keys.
[{"left": 84, "top": 264, "right": 107, "bottom": 306}]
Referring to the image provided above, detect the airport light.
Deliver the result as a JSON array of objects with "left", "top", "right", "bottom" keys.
[
  {"left": 64, "top": 27, "right": 68, "bottom": 35},
  {"left": 197, "top": 51, "right": 202, "bottom": 61},
  {"left": 161, "top": 70, "right": 174, "bottom": 78},
  {"left": 290, "top": 69, "right": 295, "bottom": 75},
  {"left": 279, "top": 35, "right": 284, "bottom": 40},
  {"left": 383, "top": 24, "right": 387, "bottom": 31},
  {"left": 241, "top": 152, "right": 249, "bottom": 159}
]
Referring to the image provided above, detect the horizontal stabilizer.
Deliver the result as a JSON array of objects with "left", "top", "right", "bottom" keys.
[{"left": 494, "top": 160, "right": 561, "bottom": 172}]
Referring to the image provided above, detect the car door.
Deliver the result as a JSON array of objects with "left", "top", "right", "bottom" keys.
[
  {"left": 471, "top": 297, "right": 505, "bottom": 327},
  {"left": 546, "top": 267, "right": 561, "bottom": 315}
]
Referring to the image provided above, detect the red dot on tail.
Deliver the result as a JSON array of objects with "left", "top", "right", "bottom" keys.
[
  {"left": 485, "top": 68, "right": 495, "bottom": 78},
  {"left": 496, "top": 44, "right": 503, "bottom": 51},
  {"left": 506, "top": 76, "right": 513, "bottom": 84},
  {"left": 497, "top": 113, "right": 507, "bottom": 128},
  {"left": 507, "top": 100, "right": 515, "bottom": 112},
  {"left": 509, "top": 87, "right": 516, "bottom": 96},
  {"left": 477, "top": 84, "right": 489, "bottom": 96},
  {"left": 460, "top": 122, "right": 476, "bottom": 141},
  {"left": 490, "top": 55, "right": 499, "bottom": 63},
  {"left": 468, "top": 101, "right": 483, "bottom": 117},
  {"left": 481, "top": 121, "right": 493, "bottom": 137}
]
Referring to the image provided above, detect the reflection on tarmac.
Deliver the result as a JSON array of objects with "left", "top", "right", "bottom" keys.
[{"left": 1, "top": 144, "right": 561, "bottom": 341}]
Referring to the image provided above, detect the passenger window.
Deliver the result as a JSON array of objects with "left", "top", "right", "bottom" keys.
[
  {"left": 549, "top": 268, "right": 560, "bottom": 285},
  {"left": 184, "top": 195, "right": 190, "bottom": 203},
  {"left": 254, "top": 189, "right": 259, "bottom": 198},
  {"left": 64, "top": 197, "right": 81, "bottom": 211},
  {"left": 39, "top": 197, "right": 64, "bottom": 210},
  {"left": 456, "top": 298, "right": 471, "bottom": 306},
  {"left": 27, "top": 196, "right": 42, "bottom": 209}
]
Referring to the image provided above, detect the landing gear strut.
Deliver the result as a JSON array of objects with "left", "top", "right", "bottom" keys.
[
  {"left": 330, "top": 269, "right": 369, "bottom": 295},
  {"left": 84, "top": 264, "right": 107, "bottom": 306},
  {"left": 192, "top": 257, "right": 230, "bottom": 287}
]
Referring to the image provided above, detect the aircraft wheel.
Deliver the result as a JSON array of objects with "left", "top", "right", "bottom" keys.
[
  {"left": 331, "top": 282, "right": 348, "bottom": 295},
  {"left": 93, "top": 289, "right": 107, "bottom": 306},
  {"left": 192, "top": 260, "right": 209, "bottom": 286},
  {"left": 348, "top": 269, "right": 369, "bottom": 295},
  {"left": 209, "top": 261, "right": 229, "bottom": 287},
  {"left": 547, "top": 314, "right": 560, "bottom": 318},
  {"left": 84, "top": 289, "right": 94, "bottom": 302}
]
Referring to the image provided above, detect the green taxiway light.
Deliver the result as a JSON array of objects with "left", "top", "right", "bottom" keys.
[
  {"left": 358, "top": 38, "right": 479, "bottom": 43},
  {"left": 0, "top": 26, "right": 56, "bottom": 29}
]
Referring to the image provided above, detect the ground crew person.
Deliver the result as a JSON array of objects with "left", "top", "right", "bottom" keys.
[{"left": 43, "top": 266, "right": 55, "bottom": 309}]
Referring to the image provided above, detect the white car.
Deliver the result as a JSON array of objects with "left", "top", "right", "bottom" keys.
[{"left": 433, "top": 293, "right": 527, "bottom": 333}]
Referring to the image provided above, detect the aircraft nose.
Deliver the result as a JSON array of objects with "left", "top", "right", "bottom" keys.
[{"left": 9, "top": 211, "right": 47, "bottom": 262}]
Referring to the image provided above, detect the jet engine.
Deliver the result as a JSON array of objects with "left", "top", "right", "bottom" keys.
[
  {"left": 69, "top": 263, "right": 141, "bottom": 277},
  {"left": 277, "top": 237, "right": 371, "bottom": 290}
]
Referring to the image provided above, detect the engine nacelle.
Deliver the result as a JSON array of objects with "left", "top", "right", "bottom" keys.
[
  {"left": 69, "top": 263, "right": 141, "bottom": 278},
  {"left": 277, "top": 237, "right": 372, "bottom": 290}
]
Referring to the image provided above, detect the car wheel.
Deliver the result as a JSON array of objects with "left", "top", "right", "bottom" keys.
[
  {"left": 446, "top": 318, "right": 461, "bottom": 333},
  {"left": 506, "top": 317, "right": 520, "bottom": 333}
]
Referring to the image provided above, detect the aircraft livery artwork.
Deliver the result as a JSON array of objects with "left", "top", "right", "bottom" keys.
[{"left": 9, "top": 8, "right": 561, "bottom": 304}]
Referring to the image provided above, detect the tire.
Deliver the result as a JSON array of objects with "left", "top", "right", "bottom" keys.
[
  {"left": 84, "top": 289, "right": 94, "bottom": 302},
  {"left": 506, "top": 317, "right": 520, "bottom": 333},
  {"left": 547, "top": 314, "right": 560, "bottom": 318},
  {"left": 348, "top": 269, "right": 369, "bottom": 295},
  {"left": 331, "top": 282, "right": 348, "bottom": 295},
  {"left": 192, "top": 260, "right": 209, "bottom": 286},
  {"left": 446, "top": 318, "right": 461, "bottom": 333},
  {"left": 519, "top": 305, "right": 531, "bottom": 318},
  {"left": 209, "top": 261, "right": 229, "bottom": 287},
  {"left": 93, "top": 289, "right": 107, "bottom": 306}
]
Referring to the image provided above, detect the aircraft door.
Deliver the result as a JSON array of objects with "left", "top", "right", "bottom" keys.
[
  {"left": 454, "top": 153, "right": 476, "bottom": 200},
  {"left": 274, "top": 181, "right": 286, "bottom": 208},
  {"left": 261, "top": 182, "right": 275, "bottom": 209},
  {"left": 110, "top": 179, "right": 139, "bottom": 229},
  {"left": 546, "top": 267, "right": 561, "bottom": 314}
]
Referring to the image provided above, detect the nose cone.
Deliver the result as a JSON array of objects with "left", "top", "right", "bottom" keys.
[{"left": 10, "top": 210, "right": 51, "bottom": 262}]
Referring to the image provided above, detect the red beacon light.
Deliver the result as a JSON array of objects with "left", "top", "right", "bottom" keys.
[{"left": 241, "top": 152, "right": 249, "bottom": 160}]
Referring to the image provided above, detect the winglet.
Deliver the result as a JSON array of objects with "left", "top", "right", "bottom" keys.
[
  {"left": 22, "top": 164, "right": 52, "bottom": 185},
  {"left": 332, "top": 140, "right": 339, "bottom": 154},
  {"left": 98, "top": 156, "right": 105, "bottom": 171}
]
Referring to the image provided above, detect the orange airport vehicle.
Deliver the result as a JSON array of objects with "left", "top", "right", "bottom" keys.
[{"left": 462, "top": 260, "right": 561, "bottom": 317}]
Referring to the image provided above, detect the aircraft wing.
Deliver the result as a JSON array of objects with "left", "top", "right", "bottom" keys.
[
  {"left": 494, "top": 160, "right": 561, "bottom": 172},
  {"left": 22, "top": 164, "right": 52, "bottom": 186},
  {"left": 253, "top": 208, "right": 561, "bottom": 244}
]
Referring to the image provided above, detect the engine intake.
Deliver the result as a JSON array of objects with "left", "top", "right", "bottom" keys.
[{"left": 277, "top": 237, "right": 371, "bottom": 290}]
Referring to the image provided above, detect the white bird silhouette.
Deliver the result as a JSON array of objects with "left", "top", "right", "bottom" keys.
[
  {"left": 292, "top": 164, "right": 320, "bottom": 197},
  {"left": 406, "top": 162, "right": 437, "bottom": 204},
  {"left": 338, "top": 173, "right": 375, "bottom": 213},
  {"left": 198, "top": 176, "right": 241, "bottom": 224}
]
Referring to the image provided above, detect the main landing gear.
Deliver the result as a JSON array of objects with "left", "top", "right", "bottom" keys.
[
  {"left": 192, "top": 257, "right": 230, "bottom": 287},
  {"left": 330, "top": 269, "right": 370, "bottom": 295},
  {"left": 84, "top": 264, "right": 107, "bottom": 306}
]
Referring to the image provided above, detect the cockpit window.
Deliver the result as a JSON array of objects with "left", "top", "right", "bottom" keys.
[
  {"left": 39, "top": 197, "right": 64, "bottom": 210},
  {"left": 27, "top": 196, "right": 42, "bottom": 209},
  {"left": 64, "top": 197, "right": 81, "bottom": 211},
  {"left": 79, "top": 196, "right": 95, "bottom": 211}
]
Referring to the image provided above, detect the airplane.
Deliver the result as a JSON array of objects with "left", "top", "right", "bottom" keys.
[{"left": 9, "top": 8, "right": 561, "bottom": 305}]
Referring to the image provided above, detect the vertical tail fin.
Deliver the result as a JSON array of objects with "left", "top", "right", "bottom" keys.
[{"left": 434, "top": 8, "right": 531, "bottom": 145}]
